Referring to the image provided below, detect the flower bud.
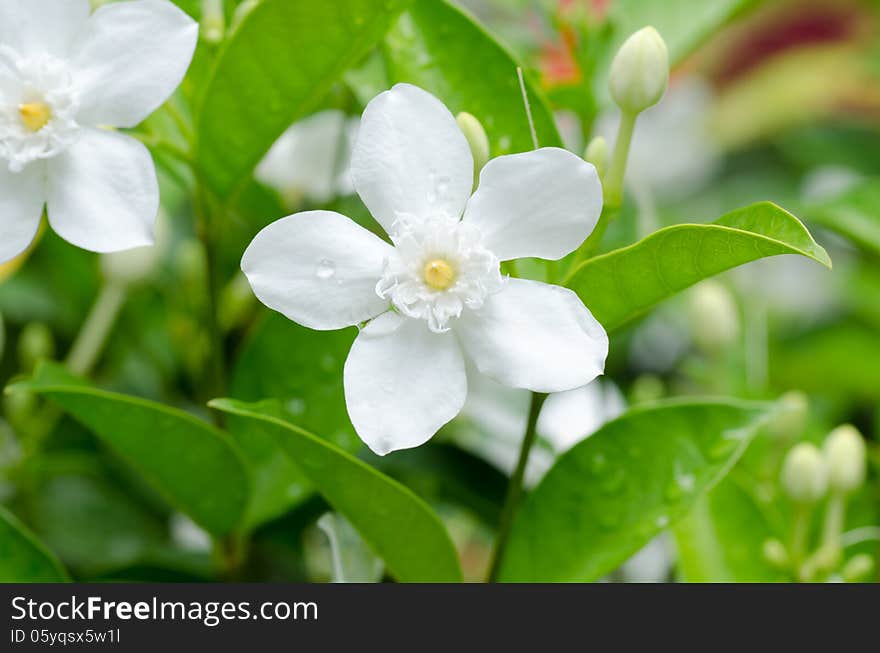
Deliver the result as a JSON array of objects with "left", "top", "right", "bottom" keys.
[
  {"left": 841, "top": 554, "right": 874, "bottom": 583},
  {"left": 202, "top": 0, "right": 226, "bottom": 44},
  {"left": 609, "top": 27, "right": 669, "bottom": 115},
  {"left": 456, "top": 112, "right": 490, "bottom": 186},
  {"left": 18, "top": 322, "right": 55, "bottom": 371},
  {"left": 584, "top": 136, "right": 609, "bottom": 178},
  {"left": 219, "top": 273, "right": 257, "bottom": 332},
  {"left": 766, "top": 391, "right": 809, "bottom": 441},
  {"left": 762, "top": 538, "right": 789, "bottom": 569},
  {"left": 630, "top": 374, "right": 664, "bottom": 404},
  {"left": 687, "top": 280, "right": 740, "bottom": 353},
  {"left": 824, "top": 425, "right": 866, "bottom": 493},
  {"left": 781, "top": 442, "right": 828, "bottom": 503}
]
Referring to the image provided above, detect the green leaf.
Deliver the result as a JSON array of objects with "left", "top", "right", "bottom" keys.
[
  {"left": 804, "top": 179, "right": 880, "bottom": 256},
  {"left": 210, "top": 398, "right": 462, "bottom": 582},
  {"left": 0, "top": 506, "right": 69, "bottom": 582},
  {"left": 229, "top": 315, "right": 359, "bottom": 529},
  {"left": 384, "top": 0, "right": 561, "bottom": 155},
  {"left": 566, "top": 202, "right": 831, "bottom": 331},
  {"left": 673, "top": 478, "right": 784, "bottom": 582},
  {"left": 7, "top": 362, "right": 250, "bottom": 536},
  {"left": 26, "top": 472, "right": 167, "bottom": 577},
  {"left": 498, "top": 399, "right": 775, "bottom": 582},
  {"left": 196, "top": 0, "right": 413, "bottom": 198}
]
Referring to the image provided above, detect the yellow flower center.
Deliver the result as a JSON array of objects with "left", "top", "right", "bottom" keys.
[
  {"left": 19, "top": 102, "right": 51, "bottom": 132},
  {"left": 423, "top": 258, "right": 456, "bottom": 290}
]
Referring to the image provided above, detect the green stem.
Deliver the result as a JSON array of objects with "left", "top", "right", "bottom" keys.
[
  {"left": 487, "top": 392, "right": 547, "bottom": 582},
  {"left": 603, "top": 110, "right": 637, "bottom": 209},
  {"left": 65, "top": 283, "right": 127, "bottom": 376},
  {"left": 821, "top": 491, "right": 846, "bottom": 550},
  {"left": 194, "top": 187, "right": 227, "bottom": 420},
  {"left": 790, "top": 502, "right": 810, "bottom": 573}
]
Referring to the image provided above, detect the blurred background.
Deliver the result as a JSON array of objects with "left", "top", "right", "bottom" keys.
[{"left": 1, "top": 0, "right": 878, "bottom": 582}]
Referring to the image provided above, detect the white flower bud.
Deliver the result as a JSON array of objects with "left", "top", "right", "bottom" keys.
[
  {"left": 18, "top": 322, "right": 55, "bottom": 371},
  {"left": 824, "top": 425, "right": 867, "bottom": 493},
  {"left": 687, "top": 280, "right": 740, "bottom": 353},
  {"left": 202, "top": 0, "right": 226, "bottom": 44},
  {"left": 609, "top": 27, "right": 669, "bottom": 115},
  {"left": 762, "top": 538, "right": 789, "bottom": 569},
  {"left": 766, "top": 391, "right": 809, "bottom": 440},
  {"left": 841, "top": 554, "right": 874, "bottom": 583},
  {"left": 781, "top": 443, "right": 828, "bottom": 503},
  {"left": 584, "top": 136, "right": 609, "bottom": 178},
  {"left": 456, "top": 112, "right": 490, "bottom": 186}
]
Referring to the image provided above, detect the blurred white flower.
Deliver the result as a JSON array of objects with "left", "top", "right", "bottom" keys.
[
  {"left": 317, "top": 513, "right": 384, "bottom": 583},
  {"left": 256, "top": 109, "right": 359, "bottom": 205},
  {"left": 596, "top": 77, "right": 720, "bottom": 200},
  {"left": 455, "top": 372, "right": 625, "bottom": 486},
  {"left": 243, "top": 84, "right": 608, "bottom": 455},
  {"left": 619, "top": 534, "right": 674, "bottom": 582},
  {"left": 169, "top": 513, "right": 211, "bottom": 553},
  {"left": 0, "top": 0, "right": 197, "bottom": 264}
]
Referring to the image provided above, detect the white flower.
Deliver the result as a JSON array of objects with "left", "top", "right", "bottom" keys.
[
  {"left": 256, "top": 109, "right": 359, "bottom": 205},
  {"left": 242, "top": 84, "right": 608, "bottom": 455},
  {"left": 0, "top": 0, "right": 198, "bottom": 264}
]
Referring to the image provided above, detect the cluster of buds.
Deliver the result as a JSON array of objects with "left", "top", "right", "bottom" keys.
[{"left": 771, "top": 423, "right": 872, "bottom": 582}]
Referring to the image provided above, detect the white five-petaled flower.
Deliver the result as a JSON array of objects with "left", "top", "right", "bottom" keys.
[
  {"left": 0, "top": 0, "right": 198, "bottom": 264},
  {"left": 242, "top": 84, "right": 609, "bottom": 455}
]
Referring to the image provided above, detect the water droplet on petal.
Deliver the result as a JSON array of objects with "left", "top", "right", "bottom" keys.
[{"left": 316, "top": 258, "right": 336, "bottom": 280}]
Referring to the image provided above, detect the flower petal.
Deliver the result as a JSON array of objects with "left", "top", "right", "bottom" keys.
[
  {"left": 463, "top": 148, "right": 602, "bottom": 261},
  {"left": 0, "top": 163, "right": 45, "bottom": 264},
  {"left": 241, "top": 211, "right": 393, "bottom": 331},
  {"left": 0, "top": 0, "right": 90, "bottom": 58},
  {"left": 344, "top": 312, "right": 467, "bottom": 455},
  {"left": 456, "top": 278, "right": 608, "bottom": 393},
  {"left": 46, "top": 128, "right": 158, "bottom": 253},
  {"left": 71, "top": 0, "right": 198, "bottom": 128},
  {"left": 350, "top": 83, "right": 473, "bottom": 235}
]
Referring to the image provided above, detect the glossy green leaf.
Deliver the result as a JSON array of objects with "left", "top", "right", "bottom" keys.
[
  {"left": 7, "top": 362, "right": 250, "bottom": 536},
  {"left": 498, "top": 399, "right": 775, "bottom": 582},
  {"left": 566, "top": 202, "right": 832, "bottom": 331},
  {"left": 384, "top": 0, "right": 561, "bottom": 155},
  {"left": 0, "top": 506, "right": 69, "bottom": 582},
  {"left": 229, "top": 314, "right": 359, "bottom": 529},
  {"left": 197, "top": 0, "right": 413, "bottom": 198},
  {"left": 805, "top": 179, "right": 880, "bottom": 256},
  {"left": 210, "top": 398, "right": 462, "bottom": 582},
  {"left": 674, "top": 478, "right": 783, "bottom": 582},
  {"left": 26, "top": 472, "right": 166, "bottom": 576}
]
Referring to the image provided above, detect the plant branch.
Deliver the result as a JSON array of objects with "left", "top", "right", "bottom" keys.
[{"left": 487, "top": 391, "right": 547, "bottom": 582}]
